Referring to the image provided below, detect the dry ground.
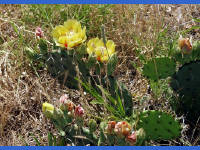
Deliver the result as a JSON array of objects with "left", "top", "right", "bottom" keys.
[{"left": 0, "top": 4, "right": 199, "bottom": 145}]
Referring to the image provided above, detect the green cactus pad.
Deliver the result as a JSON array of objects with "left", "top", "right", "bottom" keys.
[
  {"left": 143, "top": 57, "right": 176, "bottom": 81},
  {"left": 137, "top": 110, "right": 181, "bottom": 140},
  {"left": 45, "top": 51, "right": 79, "bottom": 89},
  {"left": 170, "top": 60, "right": 200, "bottom": 121}
]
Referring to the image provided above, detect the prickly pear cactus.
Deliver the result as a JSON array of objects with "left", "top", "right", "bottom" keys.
[
  {"left": 46, "top": 51, "right": 79, "bottom": 89},
  {"left": 137, "top": 110, "right": 181, "bottom": 140},
  {"left": 143, "top": 57, "right": 176, "bottom": 81},
  {"left": 170, "top": 60, "right": 200, "bottom": 121}
]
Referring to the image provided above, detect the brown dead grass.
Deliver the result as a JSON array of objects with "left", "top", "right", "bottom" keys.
[{"left": 0, "top": 4, "right": 199, "bottom": 146}]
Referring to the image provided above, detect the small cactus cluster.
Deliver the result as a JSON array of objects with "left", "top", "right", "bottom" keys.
[
  {"left": 98, "top": 121, "right": 144, "bottom": 146},
  {"left": 31, "top": 21, "right": 186, "bottom": 146},
  {"left": 26, "top": 36, "right": 118, "bottom": 91},
  {"left": 42, "top": 94, "right": 182, "bottom": 146},
  {"left": 42, "top": 94, "right": 98, "bottom": 146},
  {"left": 98, "top": 110, "right": 181, "bottom": 146},
  {"left": 26, "top": 20, "right": 118, "bottom": 91}
]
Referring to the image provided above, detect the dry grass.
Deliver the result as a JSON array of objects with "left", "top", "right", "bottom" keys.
[{"left": 0, "top": 4, "right": 199, "bottom": 146}]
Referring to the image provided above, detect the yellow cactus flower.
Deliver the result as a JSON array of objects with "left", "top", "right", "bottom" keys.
[
  {"left": 42, "top": 102, "right": 54, "bottom": 114},
  {"left": 87, "top": 38, "right": 116, "bottom": 62},
  {"left": 52, "top": 19, "right": 87, "bottom": 50}
]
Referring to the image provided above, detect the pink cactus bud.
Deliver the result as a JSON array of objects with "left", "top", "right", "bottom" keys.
[
  {"left": 126, "top": 132, "right": 137, "bottom": 145},
  {"left": 74, "top": 105, "right": 84, "bottom": 117},
  {"left": 59, "top": 94, "right": 74, "bottom": 111},
  {"left": 59, "top": 94, "right": 69, "bottom": 104},
  {"left": 114, "top": 122, "right": 122, "bottom": 135},
  {"left": 35, "top": 27, "right": 44, "bottom": 38}
]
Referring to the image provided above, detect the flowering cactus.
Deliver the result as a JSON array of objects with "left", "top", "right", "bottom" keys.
[
  {"left": 52, "top": 19, "right": 86, "bottom": 49},
  {"left": 178, "top": 37, "right": 192, "bottom": 54},
  {"left": 35, "top": 27, "right": 44, "bottom": 38},
  {"left": 87, "top": 37, "right": 116, "bottom": 62}
]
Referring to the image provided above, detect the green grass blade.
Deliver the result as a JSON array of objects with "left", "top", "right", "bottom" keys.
[
  {"left": 97, "top": 85, "right": 125, "bottom": 117},
  {"left": 30, "top": 133, "right": 41, "bottom": 146},
  {"left": 48, "top": 132, "right": 53, "bottom": 146},
  {"left": 76, "top": 78, "right": 104, "bottom": 104}
]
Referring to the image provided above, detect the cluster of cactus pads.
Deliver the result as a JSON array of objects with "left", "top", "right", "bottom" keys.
[
  {"left": 42, "top": 94, "right": 98, "bottom": 146},
  {"left": 170, "top": 60, "right": 200, "bottom": 121},
  {"left": 42, "top": 94, "right": 181, "bottom": 146},
  {"left": 26, "top": 38, "right": 118, "bottom": 90},
  {"left": 26, "top": 39, "right": 90, "bottom": 89},
  {"left": 170, "top": 42, "right": 200, "bottom": 121},
  {"left": 142, "top": 41, "right": 200, "bottom": 122}
]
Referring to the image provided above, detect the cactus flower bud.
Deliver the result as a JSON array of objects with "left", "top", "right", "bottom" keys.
[
  {"left": 121, "top": 121, "right": 131, "bottom": 136},
  {"left": 59, "top": 94, "right": 74, "bottom": 112},
  {"left": 114, "top": 121, "right": 131, "bottom": 137},
  {"left": 42, "top": 102, "right": 54, "bottom": 118},
  {"left": 74, "top": 105, "right": 84, "bottom": 117},
  {"left": 178, "top": 37, "right": 192, "bottom": 54},
  {"left": 126, "top": 132, "right": 137, "bottom": 145},
  {"left": 59, "top": 94, "right": 69, "bottom": 104},
  {"left": 35, "top": 27, "right": 44, "bottom": 38},
  {"left": 74, "top": 124, "right": 79, "bottom": 131},
  {"left": 106, "top": 121, "right": 116, "bottom": 134},
  {"left": 114, "top": 122, "right": 122, "bottom": 135}
]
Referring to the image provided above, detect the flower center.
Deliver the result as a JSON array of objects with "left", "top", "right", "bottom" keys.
[
  {"left": 64, "top": 41, "right": 68, "bottom": 48},
  {"left": 97, "top": 56, "right": 101, "bottom": 62},
  {"left": 66, "top": 31, "right": 75, "bottom": 38}
]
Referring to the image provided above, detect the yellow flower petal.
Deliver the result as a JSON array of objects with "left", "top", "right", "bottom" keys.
[
  {"left": 100, "top": 55, "right": 109, "bottom": 62},
  {"left": 52, "top": 19, "right": 86, "bottom": 50},
  {"left": 87, "top": 38, "right": 99, "bottom": 55},
  {"left": 106, "top": 40, "right": 115, "bottom": 55},
  {"left": 86, "top": 38, "right": 116, "bottom": 63}
]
